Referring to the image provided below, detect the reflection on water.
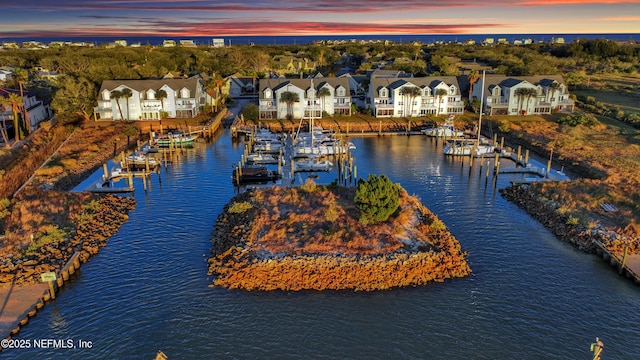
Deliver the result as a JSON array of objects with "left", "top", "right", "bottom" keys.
[{"left": 9, "top": 130, "right": 640, "bottom": 360}]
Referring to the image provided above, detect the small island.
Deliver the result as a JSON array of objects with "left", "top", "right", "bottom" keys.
[{"left": 208, "top": 175, "right": 471, "bottom": 291}]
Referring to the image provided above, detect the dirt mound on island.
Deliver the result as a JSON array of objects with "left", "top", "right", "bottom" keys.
[{"left": 208, "top": 185, "right": 471, "bottom": 291}]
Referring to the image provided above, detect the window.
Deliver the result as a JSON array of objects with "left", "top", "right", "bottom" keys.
[
  {"left": 180, "top": 88, "right": 190, "bottom": 98},
  {"left": 380, "top": 88, "right": 387, "bottom": 97},
  {"left": 147, "top": 90, "right": 155, "bottom": 100},
  {"left": 337, "top": 87, "right": 345, "bottom": 97},
  {"left": 264, "top": 89, "right": 272, "bottom": 99},
  {"left": 449, "top": 86, "right": 456, "bottom": 95},
  {"left": 103, "top": 90, "right": 111, "bottom": 100}
]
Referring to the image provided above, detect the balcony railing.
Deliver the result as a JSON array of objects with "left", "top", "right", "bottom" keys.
[
  {"left": 260, "top": 105, "right": 277, "bottom": 111},
  {"left": 487, "top": 101, "right": 509, "bottom": 108},
  {"left": 375, "top": 103, "right": 394, "bottom": 109},
  {"left": 176, "top": 103, "right": 195, "bottom": 110}
]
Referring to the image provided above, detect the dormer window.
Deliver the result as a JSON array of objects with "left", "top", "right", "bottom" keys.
[
  {"left": 423, "top": 88, "right": 431, "bottom": 96},
  {"left": 146, "top": 89, "right": 156, "bottom": 100},
  {"left": 449, "top": 86, "right": 456, "bottom": 95},
  {"left": 102, "top": 90, "right": 111, "bottom": 100},
  {"left": 492, "top": 87, "right": 500, "bottom": 97},
  {"left": 380, "top": 88, "right": 388, "bottom": 97},
  {"left": 336, "top": 87, "right": 345, "bottom": 97},
  {"left": 264, "top": 89, "right": 272, "bottom": 99},
  {"left": 180, "top": 88, "right": 190, "bottom": 98}
]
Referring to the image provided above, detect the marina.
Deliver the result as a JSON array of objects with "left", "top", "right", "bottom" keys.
[{"left": 6, "top": 130, "right": 640, "bottom": 359}]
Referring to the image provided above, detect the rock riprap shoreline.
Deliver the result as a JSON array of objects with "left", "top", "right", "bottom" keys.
[
  {"left": 208, "top": 184, "right": 471, "bottom": 291},
  {"left": 0, "top": 194, "right": 136, "bottom": 286}
]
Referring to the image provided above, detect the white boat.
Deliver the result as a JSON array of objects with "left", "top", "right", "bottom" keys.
[
  {"left": 253, "top": 128, "right": 280, "bottom": 142},
  {"left": 246, "top": 153, "right": 281, "bottom": 165},
  {"left": 127, "top": 153, "right": 160, "bottom": 166},
  {"left": 422, "top": 117, "right": 464, "bottom": 137},
  {"left": 293, "top": 140, "right": 354, "bottom": 157},
  {"left": 253, "top": 139, "right": 282, "bottom": 153},
  {"left": 295, "top": 159, "right": 333, "bottom": 172},
  {"left": 443, "top": 139, "right": 494, "bottom": 156}
]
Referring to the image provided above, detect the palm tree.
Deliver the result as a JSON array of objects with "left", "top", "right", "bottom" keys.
[
  {"left": 548, "top": 82, "right": 560, "bottom": 107},
  {"left": 435, "top": 88, "right": 448, "bottom": 116},
  {"left": 468, "top": 70, "right": 479, "bottom": 102},
  {"left": 400, "top": 86, "right": 421, "bottom": 117},
  {"left": 0, "top": 98, "right": 11, "bottom": 146},
  {"left": 514, "top": 88, "right": 527, "bottom": 115},
  {"left": 6, "top": 93, "right": 24, "bottom": 141},
  {"left": 111, "top": 90, "right": 125, "bottom": 120},
  {"left": 279, "top": 91, "right": 299, "bottom": 120},
  {"left": 121, "top": 88, "right": 133, "bottom": 120},
  {"left": 13, "top": 67, "right": 30, "bottom": 134},
  {"left": 214, "top": 78, "right": 225, "bottom": 110},
  {"left": 317, "top": 86, "right": 331, "bottom": 117},
  {"left": 156, "top": 89, "right": 167, "bottom": 117},
  {"left": 205, "top": 80, "right": 217, "bottom": 110},
  {"left": 522, "top": 88, "right": 538, "bottom": 115}
]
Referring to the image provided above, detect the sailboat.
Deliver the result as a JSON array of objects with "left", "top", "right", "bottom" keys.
[{"left": 444, "top": 70, "right": 494, "bottom": 156}]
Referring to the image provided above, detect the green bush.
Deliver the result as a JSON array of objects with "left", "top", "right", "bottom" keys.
[
  {"left": 557, "top": 113, "right": 599, "bottom": 127},
  {"left": 354, "top": 174, "right": 399, "bottom": 224},
  {"left": 241, "top": 103, "right": 259, "bottom": 122},
  {"left": 429, "top": 218, "right": 447, "bottom": 233},
  {"left": 24, "top": 225, "right": 68, "bottom": 256},
  {"left": 229, "top": 201, "right": 253, "bottom": 214}
]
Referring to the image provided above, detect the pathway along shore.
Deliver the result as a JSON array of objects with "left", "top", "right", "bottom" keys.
[{"left": 208, "top": 185, "right": 471, "bottom": 291}]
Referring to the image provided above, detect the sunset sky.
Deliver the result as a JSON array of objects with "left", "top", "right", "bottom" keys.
[{"left": 0, "top": 0, "right": 639, "bottom": 39}]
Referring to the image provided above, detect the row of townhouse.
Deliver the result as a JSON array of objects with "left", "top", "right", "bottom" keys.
[
  {"left": 471, "top": 75, "right": 575, "bottom": 116},
  {"left": 93, "top": 75, "right": 211, "bottom": 120},
  {"left": 92, "top": 73, "right": 573, "bottom": 121},
  {"left": 258, "top": 78, "right": 352, "bottom": 120},
  {"left": 0, "top": 88, "right": 52, "bottom": 132}
]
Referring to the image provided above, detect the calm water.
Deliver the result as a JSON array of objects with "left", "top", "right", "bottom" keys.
[{"left": 6, "top": 131, "right": 640, "bottom": 359}]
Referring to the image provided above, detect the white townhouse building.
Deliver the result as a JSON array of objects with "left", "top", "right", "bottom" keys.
[
  {"left": 94, "top": 75, "right": 211, "bottom": 120},
  {"left": 258, "top": 78, "right": 351, "bottom": 120},
  {"left": 368, "top": 77, "right": 465, "bottom": 118},
  {"left": 0, "top": 88, "right": 52, "bottom": 131},
  {"left": 471, "top": 75, "right": 575, "bottom": 116}
]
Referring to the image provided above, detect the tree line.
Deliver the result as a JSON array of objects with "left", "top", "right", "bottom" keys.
[{"left": 0, "top": 38, "right": 637, "bottom": 128}]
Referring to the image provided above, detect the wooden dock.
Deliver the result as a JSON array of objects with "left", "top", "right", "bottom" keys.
[{"left": 594, "top": 242, "right": 640, "bottom": 285}]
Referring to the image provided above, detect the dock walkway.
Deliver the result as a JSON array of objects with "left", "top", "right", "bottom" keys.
[{"left": 594, "top": 242, "right": 640, "bottom": 284}]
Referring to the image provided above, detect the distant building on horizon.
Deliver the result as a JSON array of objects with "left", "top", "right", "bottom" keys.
[{"left": 212, "top": 38, "right": 225, "bottom": 47}]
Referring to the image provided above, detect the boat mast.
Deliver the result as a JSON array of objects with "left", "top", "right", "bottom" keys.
[
  {"left": 476, "top": 70, "right": 486, "bottom": 150},
  {"left": 310, "top": 78, "right": 315, "bottom": 148}
]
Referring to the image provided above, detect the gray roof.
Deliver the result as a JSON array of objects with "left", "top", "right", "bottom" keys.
[
  {"left": 480, "top": 74, "right": 565, "bottom": 95},
  {"left": 259, "top": 78, "right": 350, "bottom": 98},
  {"left": 98, "top": 75, "right": 203, "bottom": 95},
  {"left": 370, "top": 76, "right": 461, "bottom": 96}
]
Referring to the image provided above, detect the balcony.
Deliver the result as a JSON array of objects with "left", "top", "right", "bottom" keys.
[
  {"left": 176, "top": 102, "right": 195, "bottom": 110},
  {"left": 487, "top": 101, "right": 509, "bottom": 108},
  {"left": 141, "top": 100, "right": 162, "bottom": 111},
  {"left": 97, "top": 100, "right": 112, "bottom": 110},
  {"left": 375, "top": 103, "right": 394, "bottom": 109},
  {"left": 558, "top": 99, "right": 575, "bottom": 106},
  {"left": 260, "top": 105, "right": 277, "bottom": 112}
]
